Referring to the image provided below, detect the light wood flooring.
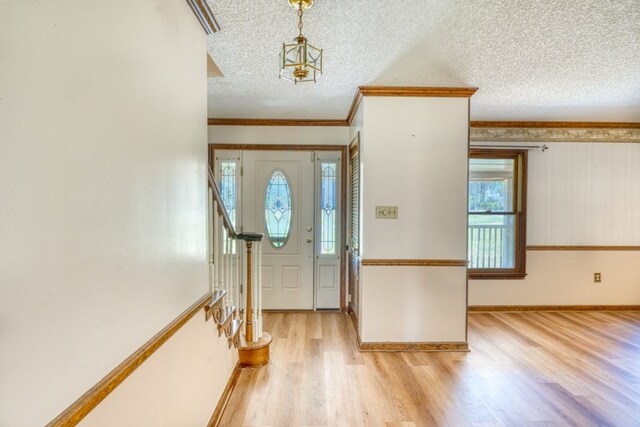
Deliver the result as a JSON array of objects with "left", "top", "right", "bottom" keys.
[{"left": 220, "top": 311, "right": 640, "bottom": 426}]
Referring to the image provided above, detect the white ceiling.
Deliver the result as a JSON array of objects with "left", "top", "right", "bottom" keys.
[{"left": 206, "top": 0, "right": 640, "bottom": 121}]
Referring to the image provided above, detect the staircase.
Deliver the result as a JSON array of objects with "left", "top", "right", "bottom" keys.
[{"left": 206, "top": 166, "right": 272, "bottom": 365}]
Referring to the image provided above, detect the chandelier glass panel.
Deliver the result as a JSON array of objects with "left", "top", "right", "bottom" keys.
[{"left": 279, "top": 0, "right": 322, "bottom": 84}]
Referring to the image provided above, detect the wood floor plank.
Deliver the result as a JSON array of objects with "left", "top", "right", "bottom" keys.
[{"left": 219, "top": 310, "right": 640, "bottom": 426}]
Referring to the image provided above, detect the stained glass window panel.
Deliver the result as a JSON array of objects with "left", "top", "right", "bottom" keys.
[
  {"left": 219, "top": 161, "right": 237, "bottom": 254},
  {"left": 264, "top": 170, "right": 293, "bottom": 248},
  {"left": 320, "top": 162, "right": 337, "bottom": 255},
  {"left": 219, "top": 162, "right": 237, "bottom": 226}
]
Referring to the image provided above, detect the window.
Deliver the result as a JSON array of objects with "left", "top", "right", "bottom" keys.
[
  {"left": 320, "top": 162, "right": 337, "bottom": 255},
  {"left": 468, "top": 149, "right": 527, "bottom": 279},
  {"left": 218, "top": 161, "right": 238, "bottom": 254},
  {"left": 264, "top": 169, "right": 293, "bottom": 248},
  {"left": 219, "top": 161, "right": 237, "bottom": 227}
]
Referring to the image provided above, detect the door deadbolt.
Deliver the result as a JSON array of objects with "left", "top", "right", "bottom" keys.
[{"left": 306, "top": 237, "right": 312, "bottom": 243}]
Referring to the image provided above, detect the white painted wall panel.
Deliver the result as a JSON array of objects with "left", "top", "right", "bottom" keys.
[
  {"left": 80, "top": 312, "right": 237, "bottom": 426},
  {"left": 362, "top": 97, "right": 469, "bottom": 259},
  {"left": 528, "top": 143, "right": 640, "bottom": 245},
  {"left": 471, "top": 141, "right": 640, "bottom": 306},
  {"left": 469, "top": 250, "right": 640, "bottom": 305},
  {"left": 0, "top": 1, "right": 216, "bottom": 425},
  {"left": 361, "top": 266, "right": 467, "bottom": 342},
  {"left": 359, "top": 96, "right": 469, "bottom": 343}
]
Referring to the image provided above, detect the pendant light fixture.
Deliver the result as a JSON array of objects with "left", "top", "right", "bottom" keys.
[{"left": 279, "top": 0, "right": 323, "bottom": 84}]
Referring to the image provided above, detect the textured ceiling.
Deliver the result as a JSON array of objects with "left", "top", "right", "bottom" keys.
[{"left": 206, "top": 0, "right": 640, "bottom": 121}]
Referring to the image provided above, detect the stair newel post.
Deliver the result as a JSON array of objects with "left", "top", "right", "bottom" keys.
[
  {"left": 238, "top": 233, "right": 271, "bottom": 367},
  {"left": 245, "top": 240, "right": 254, "bottom": 342}
]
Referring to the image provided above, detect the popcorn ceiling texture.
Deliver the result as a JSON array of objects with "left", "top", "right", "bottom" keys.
[{"left": 206, "top": 0, "right": 640, "bottom": 121}]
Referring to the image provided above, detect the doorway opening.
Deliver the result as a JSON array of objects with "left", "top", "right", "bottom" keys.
[{"left": 210, "top": 145, "right": 347, "bottom": 311}]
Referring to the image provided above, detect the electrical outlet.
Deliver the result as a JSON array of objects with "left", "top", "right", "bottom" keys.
[{"left": 594, "top": 272, "right": 602, "bottom": 283}]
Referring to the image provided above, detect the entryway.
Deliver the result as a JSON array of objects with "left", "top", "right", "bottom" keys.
[{"left": 212, "top": 146, "right": 344, "bottom": 310}]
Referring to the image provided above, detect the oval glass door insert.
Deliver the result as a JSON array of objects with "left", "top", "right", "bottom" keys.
[{"left": 264, "top": 169, "right": 293, "bottom": 248}]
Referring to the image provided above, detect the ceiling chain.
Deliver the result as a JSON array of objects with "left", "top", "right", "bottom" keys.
[{"left": 298, "top": 1, "right": 304, "bottom": 36}]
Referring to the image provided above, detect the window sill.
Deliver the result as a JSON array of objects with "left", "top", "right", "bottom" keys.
[{"left": 469, "top": 271, "right": 527, "bottom": 280}]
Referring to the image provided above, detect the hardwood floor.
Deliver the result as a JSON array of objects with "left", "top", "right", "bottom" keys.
[{"left": 220, "top": 311, "right": 640, "bottom": 426}]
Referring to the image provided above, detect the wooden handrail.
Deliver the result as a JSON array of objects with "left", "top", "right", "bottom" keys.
[{"left": 207, "top": 165, "right": 237, "bottom": 239}]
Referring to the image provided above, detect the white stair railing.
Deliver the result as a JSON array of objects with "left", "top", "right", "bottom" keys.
[{"left": 207, "top": 166, "right": 264, "bottom": 345}]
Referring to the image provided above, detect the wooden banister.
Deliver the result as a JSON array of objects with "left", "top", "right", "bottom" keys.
[{"left": 207, "top": 166, "right": 271, "bottom": 367}]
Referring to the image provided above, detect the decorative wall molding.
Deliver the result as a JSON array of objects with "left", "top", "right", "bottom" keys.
[
  {"left": 470, "top": 121, "right": 640, "bottom": 129},
  {"left": 358, "top": 340, "right": 469, "bottom": 352},
  {"left": 358, "top": 86, "right": 479, "bottom": 98},
  {"left": 207, "top": 118, "right": 347, "bottom": 126},
  {"left": 186, "top": 0, "right": 220, "bottom": 34},
  {"left": 207, "top": 362, "right": 241, "bottom": 427},
  {"left": 470, "top": 127, "right": 640, "bottom": 143},
  {"left": 47, "top": 293, "right": 214, "bottom": 427},
  {"left": 209, "top": 86, "right": 478, "bottom": 127}
]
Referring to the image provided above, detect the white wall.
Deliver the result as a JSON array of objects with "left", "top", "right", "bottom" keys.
[
  {"left": 528, "top": 143, "right": 640, "bottom": 245},
  {"left": 80, "top": 311, "right": 237, "bottom": 427},
  {"left": 359, "top": 97, "right": 469, "bottom": 343},
  {"left": 209, "top": 125, "right": 349, "bottom": 146},
  {"left": 470, "top": 250, "right": 640, "bottom": 305},
  {"left": 0, "top": 1, "right": 225, "bottom": 425},
  {"left": 470, "top": 142, "right": 640, "bottom": 306}
]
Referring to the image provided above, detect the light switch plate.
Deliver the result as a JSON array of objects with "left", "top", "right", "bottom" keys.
[{"left": 376, "top": 206, "right": 398, "bottom": 219}]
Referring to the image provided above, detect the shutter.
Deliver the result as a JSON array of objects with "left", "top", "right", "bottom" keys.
[{"left": 350, "top": 145, "right": 359, "bottom": 252}]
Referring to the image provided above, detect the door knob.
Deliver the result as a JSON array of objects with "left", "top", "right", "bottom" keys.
[
  {"left": 307, "top": 226, "right": 313, "bottom": 232},
  {"left": 306, "top": 237, "right": 312, "bottom": 243}
]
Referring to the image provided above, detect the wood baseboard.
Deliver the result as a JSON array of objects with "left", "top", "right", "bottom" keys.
[
  {"left": 348, "top": 306, "right": 359, "bottom": 341},
  {"left": 468, "top": 305, "right": 640, "bottom": 312},
  {"left": 358, "top": 341, "right": 469, "bottom": 352},
  {"left": 47, "top": 293, "right": 214, "bottom": 427},
  {"left": 207, "top": 361, "right": 241, "bottom": 427}
]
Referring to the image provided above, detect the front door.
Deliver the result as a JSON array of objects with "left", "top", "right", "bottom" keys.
[{"left": 242, "top": 151, "right": 314, "bottom": 309}]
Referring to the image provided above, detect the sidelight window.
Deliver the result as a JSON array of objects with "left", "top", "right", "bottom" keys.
[{"left": 320, "top": 162, "right": 337, "bottom": 255}]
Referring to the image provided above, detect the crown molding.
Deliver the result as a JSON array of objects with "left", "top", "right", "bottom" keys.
[
  {"left": 470, "top": 126, "right": 640, "bottom": 143},
  {"left": 207, "top": 87, "right": 639, "bottom": 138},
  {"left": 209, "top": 86, "right": 479, "bottom": 127},
  {"left": 470, "top": 121, "right": 640, "bottom": 129},
  {"left": 186, "top": 0, "right": 220, "bottom": 35},
  {"left": 345, "top": 88, "right": 364, "bottom": 126},
  {"left": 358, "top": 86, "right": 479, "bottom": 98},
  {"left": 208, "top": 118, "right": 348, "bottom": 126}
]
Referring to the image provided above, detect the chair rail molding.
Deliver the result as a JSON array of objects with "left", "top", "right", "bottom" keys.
[{"left": 47, "top": 293, "right": 214, "bottom": 427}]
